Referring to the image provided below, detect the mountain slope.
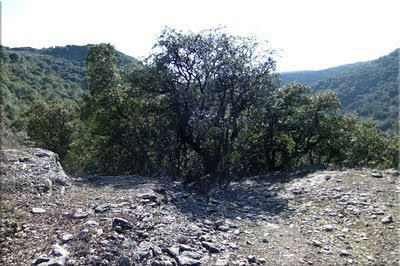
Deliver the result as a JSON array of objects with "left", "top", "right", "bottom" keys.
[
  {"left": 280, "top": 49, "right": 399, "bottom": 130},
  {"left": 280, "top": 61, "right": 366, "bottom": 86},
  {"left": 0, "top": 45, "right": 139, "bottom": 127}
]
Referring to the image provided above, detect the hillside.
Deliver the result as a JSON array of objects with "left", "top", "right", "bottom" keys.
[
  {"left": 1, "top": 148, "right": 399, "bottom": 265},
  {"left": 0, "top": 45, "right": 139, "bottom": 127},
  {"left": 280, "top": 61, "right": 365, "bottom": 86},
  {"left": 280, "top": 49, "right": 399, "bottom": 130}
]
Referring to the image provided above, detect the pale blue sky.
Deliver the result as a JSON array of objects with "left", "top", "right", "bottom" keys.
[{"left": 2, "top": 0, "right": 399, "bottom": 71}]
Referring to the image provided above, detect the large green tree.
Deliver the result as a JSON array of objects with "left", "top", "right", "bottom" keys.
[
  {"left": 143, "top": 28, "right": 276, "bottom": 175},
  {"left": 26, "top": 100, "right": 76, "bottom": 160}
]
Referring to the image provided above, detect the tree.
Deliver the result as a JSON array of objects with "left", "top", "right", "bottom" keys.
[
  {"left": 26, "top": 100, "right": 76, "bottom": 160},
  {"left": 144, "top": 28, "right": 276, "bottom": 175},
  {"left": 233, "top": 83, "right": 342, "bottom": 173},
  {"left": 77, "top": 44, "right": 156, "bottom": 175}
]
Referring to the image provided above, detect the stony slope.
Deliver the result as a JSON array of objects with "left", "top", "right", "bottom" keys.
[{"left": 0, "top": 149, "right": 399, "bottom": 265}]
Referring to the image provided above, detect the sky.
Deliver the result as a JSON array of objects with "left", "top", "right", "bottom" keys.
[{"left": 2, "top": 0, "right": 399, "bottom": 72}]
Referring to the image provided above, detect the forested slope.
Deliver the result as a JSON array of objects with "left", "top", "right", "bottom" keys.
[
  {"left": 280, "top": 49, "right": 399, "bottom": 130},
  {"left": 0, "top": 45, "right": 138, "bottom": 127}
]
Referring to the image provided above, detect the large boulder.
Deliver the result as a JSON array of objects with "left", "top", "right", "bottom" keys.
[{"left": 0, "top": 148, "right": 71, "bottom": 193}]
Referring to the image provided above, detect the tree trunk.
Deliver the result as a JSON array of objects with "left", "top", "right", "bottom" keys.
[{"left": 203, "top": 154, "right": 220, "bottom": 175}]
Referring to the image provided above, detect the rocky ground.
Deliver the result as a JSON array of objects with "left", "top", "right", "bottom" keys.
[{"left": 0, "top": 148, "right": 399, "bottom": 265}]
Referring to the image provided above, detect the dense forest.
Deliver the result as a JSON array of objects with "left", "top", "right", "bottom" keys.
[
  {"left": 0, "top": 45, "right": 138, "bottom": 129},
  {"left": 281, "top": 49, "right": 399, "bottom": 130},
  {"left": 1, "top": 29, "right": 398, "bottom": 180}
]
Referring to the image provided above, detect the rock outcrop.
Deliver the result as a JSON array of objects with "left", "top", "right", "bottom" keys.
[{"left": 0, "top": 148, "right": 71, "bottom": 194}]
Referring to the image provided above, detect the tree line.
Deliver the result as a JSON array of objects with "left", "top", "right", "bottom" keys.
[{"left": 20, "top": 28, "right": 399, "bottom": 179}]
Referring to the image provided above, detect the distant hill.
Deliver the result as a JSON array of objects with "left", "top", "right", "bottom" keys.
[
  {"left": 280, "top": 61, "right": 366, "bottom": 86},
  {"left": 0, "top": 44, "right": 139, "bottom": 127},
  {"left": 6, "top": 45, "right": 139, "bottom": 67},
  {"left": 280, "top": 49, "right": 399, "bottom": 130}
]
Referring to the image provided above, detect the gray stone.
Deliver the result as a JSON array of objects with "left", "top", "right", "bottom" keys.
[
  {"left": 73, "top": 210, "right": 89, "bottom": 219},
  {"left": 371, "top": 172, "right": 383, "bottom": 178},
  {"left": 46, "top": 257, "right": 67, "bottom": 266},
  {"left": 181, "top": 251, "right": 203, "bottom": 260},
  {"left": 94, "top": 204, "right": 112, "bottom": 213},
  {"left": 217, "top": 225, "right": 230, "bottom": 232},
  {"left": 118, "top": 255, "right": 132, "bottom": 266},
  {"left": 113, "top": 217, "right": 133, "bottom": 230},
  {"left": 61, "top": 233, "right": 74, "bottom": 244},
  {"left": 84, "top": 220, "right": 99, "bottom": 227},
  {"left": 176, "top": 255, "right": 201, "bottom": 266},
  {"left": 32, "top": 255, "right": 50, "bottom": 265},
  {"left": 31, "top": 207, "right": 46, "bottom": 214},
  {"left": 247, "top": 255, "right": 257, "bottom": 263},
  {"left": 312, "top": 240, "right": 322, "bottom": 247},
  {"left": 166, "top": 246, "right": 180, "bottom": 258},
  {"left": 179, "top": 244, "right": 194, "bottom": 252},
  {"left": 215, "top": 219, "right": 224, "bottom": 227},
  {"left": 134, "top": 242, "right": 152, "bottom": 261},
  {"left": 338, "top": 250, "right": 350, "bottom": 256},
  {"left": 322, "top": 224, "right": 334, "bottom": 232},
  {"left": 139, "top": 192, "right": 158, "bottom": 201},
  {"left": 215, "top": 258, "right": 229, "bottom": 266},
  {"left": 52, "top": 243, "right": 70, "bottom": 258},
  {"left": 381, "top": 214, "right": 393, "bottom": 224},
  {"left": 201, "top": 241, "right": 220, "bottom": 253}
]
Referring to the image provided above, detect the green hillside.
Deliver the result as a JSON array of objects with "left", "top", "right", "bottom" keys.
[
  {"left": 280, "top": 49, "right": 399, "bottom": 130},
  {"left": 0, "top": 45, "right": 139, "bottom": 128},
  {"left": 280, "top": 61, "right": 365, "bottom": 86}
]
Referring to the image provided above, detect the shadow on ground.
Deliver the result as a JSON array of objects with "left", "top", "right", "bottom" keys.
[{"left": 78, "top": 165, "right": 328, "bottom": 223}]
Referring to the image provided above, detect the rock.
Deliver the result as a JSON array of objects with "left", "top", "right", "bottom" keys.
[
  {"left": 94, "top": 204, "right": 112, "bottom": 213},
  {"left": 338, "top": 250, "right": 350, "bottom": 256},
  {"left": 112, "top": 217, "right": 133, "bottom": 231},
  {"left": 179, "top": 244, "right": 194, "bottom": 252},
  {"left": 176, "top": 255, "right": 201, "bottom": 266},
  {"left": 31, "top": 207, "right": 46, "bottom": 214},
  {"left": 34, "top": 151, "right": 49, "bottom": 158},
  {"left": 215, "top": 219, "right": 224, "bottom": 227},
  {"left": 118, "top": 255, "right": 132, "bottom": 266},
  {"left": 371, "top": 172, "right": 383, "bottom": 178},
  {"left": 166, "top": 246, "right": 180, "bottom": 258},
  {"left": 322, "top": 225, "right": 334, "bottom": 232},
  {"left": 228, "top": 242, "right": 239, "bottom": 249},
  {"left": 84, "top": 220, "right": 99, "bottom": 227},
  {"left": 215, "top": 257, "right": 229, "bottom": 266},
  {"left": 181, "top": 251, "right": 203, "bottom": 260},
  {"left": 139, "top": 192, "right": 158, "bottom": 201},
  {"left": 134, "top": 242, "right": 151, "bottom": 261},
  {"left": 312, "top": 240, "right": 322, "bottom": 247},
  {"left": 61, "top": 233, "right": 74, "bottom": 244},
  {"left": 45, "top": 257, "right": 67, "bottom": 266},
  {"left": 32, "top": 255, "right": 50, "bottom": 265},
  {"left": 52, "top": 244, "right": 70, "bottom": 258},
  {"left": 381, "top": 214, "right": 393, "bottom": 224},
  {"left": 247, "top": 255, "right": 257, "bottom": 263},
  {"left": 258, "top": 258, "right": 266, "bottom": 264},
  {"left": 73, "top": 210, "right": 89, "bottom": 219},
  {"left": 217, "top": 225, "right": 230, "bottom": 232},
  {"left": 201, "top": 241, "right": 220, "bottom": 253}
]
